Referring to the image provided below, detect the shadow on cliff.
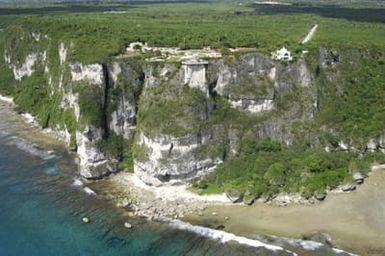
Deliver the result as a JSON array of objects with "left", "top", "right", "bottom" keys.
[{"left": 250, "top": 4, "right": 385, "bottom": 24}]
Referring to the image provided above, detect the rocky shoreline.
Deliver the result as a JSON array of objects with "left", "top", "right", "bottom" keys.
[
  {"left": 87, "top": 165, "right": 376, "bottom": 222},
  {"left": 89, "top": 172, "right": 230, "bottom": 220}
]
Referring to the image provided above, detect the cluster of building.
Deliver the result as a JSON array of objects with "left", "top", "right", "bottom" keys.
[
  {"left": 126, "top": 41, "right": 294, "bottom": 62},
  {"left": 126, "top": 41, "right": 222, "bottom": 62}
]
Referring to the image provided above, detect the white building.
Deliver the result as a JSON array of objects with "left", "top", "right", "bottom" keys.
[{"left": 272, "top": 47, "right": 292, "bottom": 61}]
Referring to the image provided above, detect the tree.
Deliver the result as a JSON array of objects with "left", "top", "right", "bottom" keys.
[{"left": 264, "top": 163, "right": 286, "bottom": 186}]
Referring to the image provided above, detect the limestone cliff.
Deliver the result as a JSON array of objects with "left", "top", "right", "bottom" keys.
[{"left": 1, "top": 28, "right": 384, "bottom": 185}]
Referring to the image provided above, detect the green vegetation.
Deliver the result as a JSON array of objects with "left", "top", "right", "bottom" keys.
[
  {"left": 314, "top": 49, "right": 385, "bottom": 143},
  {"left": 0, "top": 0, "right": 384, "bottom": 198},
  {"left": 0, "top": 1, "right": 383, "bottom": 63},
  {"left": 133, "top": 142, "right": 149, "bottom": 163},
  {"left": 196, "top": 138, "right": 385, "bottom": 198},
  {"left": 137, "top": 83, "right": 211, "bottom": 137},
  {"left": 75, "top": 83, "right": 104, "bottom": 128}
]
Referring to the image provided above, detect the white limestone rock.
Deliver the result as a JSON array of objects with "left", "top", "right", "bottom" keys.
[
  {"left": 230, "top": 98, "right": 274, "bottom": 113},
  {"left": 76, "top": 126, "right": 118, "bottom": 178},
  {"left": 366, "top": 139, "right": 378, "bottom": 152},
  {"left": 134, "top": 132, "right": 222, "bottom": 186},
  {"left": 338, "top": 141, "right": 349, "bottom": 151},
  {"left": 181, "top": 59, "right": 209, "bottom": 97},
  {"left": 70, "top": 63, "right": 105, "bottom": 85},
  {"left": 60, "top": 91, "right": 80, "bottom": 121},
  {"left": 12, "top": 53, "right": 38, "bottom": 80},
  {"left": 59, "top": 42, "right": 67, "bottom": 65},
  {"left": 109, "top": 94, "right": 136, "bottom": 141}
]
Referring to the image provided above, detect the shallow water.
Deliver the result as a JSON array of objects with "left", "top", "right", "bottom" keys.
[
  {"left": 1, "top": 102, "right": 282, "bottom": 256},
  {"left": 0, "top": 100, "right": 351, "bottom": 256}
]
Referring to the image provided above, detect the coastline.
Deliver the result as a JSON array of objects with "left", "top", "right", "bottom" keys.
[
  {"left": 0, "top": 94, "right": 71, "bottom": 146},
  {"left": 1, "top": 95, "right": 382, "bottom": 255},
  {"left": 184, "top": 165, "right": 385, "bottom": 255},
  {"left": 89, "top": 172, "right": 231, "bottom": 219}
]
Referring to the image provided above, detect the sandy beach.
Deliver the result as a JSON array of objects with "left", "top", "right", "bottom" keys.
[
  {"left": 87, "top": 164, "right": 385, "bottom": 255},
  {"left": 184, "top": 166, "right": 385, "bottom": 256}
]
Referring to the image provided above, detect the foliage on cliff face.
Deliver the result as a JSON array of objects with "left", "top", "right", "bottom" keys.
[
  {"left": 315, "top": 50, "right": 385, "bottom": 144},
  {"left": 0, "top": 1, "right": 384, "bottom": 195},
  {"left": 137, "top": 84, "right": 211, "bottom": 137}
]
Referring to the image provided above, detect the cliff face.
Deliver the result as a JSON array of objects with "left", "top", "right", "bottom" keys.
[{"left": 1, "top": 28, "right": 383, "bottom": 185}]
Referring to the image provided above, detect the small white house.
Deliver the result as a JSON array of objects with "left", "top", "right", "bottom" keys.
[{"left": 272, "top": 47, "right": 292, "bottom": 61}]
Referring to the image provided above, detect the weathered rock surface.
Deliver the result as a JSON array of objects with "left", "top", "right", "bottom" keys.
[
  {"left": 243, "top": 190, "right": 257, "bottom": 205},
  {"left": 353, "top": 172, "right": 365, "bottom": 184},
  {"left": 4, "top": 34, "right": 383, "bottom": 187},
  {"left": 107, "top": 61, "right": 143, "bottom": 141},
  {"left": 226, "top": 188, "right": 243, "bottom": 203},
  {"left": 315, "top": 192, "right": 327, "bottom": 201},
  {"left": 76, "top": 125, "right": 118, "bottom": 178},
  {"left": 70, "top": 63, "right": 105, "bottom": 85},
  {"left": 341, "top": 183, "right": 356, "bottom": 192},
  {"left": 124, "top": 222, "right": 133, "bottom": 229},
  {"left": 134, "top": 131, "right": 222, "bottom": 185}
]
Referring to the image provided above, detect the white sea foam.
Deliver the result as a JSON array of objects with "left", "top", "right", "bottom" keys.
[
  {"left": 332, "top": 248, "right": 358, "bottom": 256},
  {"left": 43, "top": 152, "right": 56, "bottom": 160},
  {"left": 20, "top": 113, "right": 35, "bottom": 124},
  {"left": 159, "top": 218, "right": 292, "bottom": 254},
  {"left": 285, "top": 237, "right": 356, "bottom": 255},
  {"left": 298, "top": 240, "right": 323, "bottom": 250},
  {"left": 73, "top": 179, "right": 84, "bottom": 187},
  {"left": 4, "top": 136, "right": 52, "bottom": 159},
  {"left": 83, "top": 187, "right": 96, "bottom": 195}
]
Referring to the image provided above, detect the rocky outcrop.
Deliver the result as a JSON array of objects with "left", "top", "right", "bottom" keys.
[
  {"left": 70, "top": 63, "right": 105, "bottom": 85},
  {"left": 59, "top": 43, "right": 67, "bottom": 65},
  {"left": 181, "top": 58, "right": 209, "bottom": 97},
  {"left": 107, "top": 61, "right": 143, "bottom": 141},
  {"left": 230, "top": 98, "right": 273, "bottom": 113},
  {"left": 134, "top": 131, "right": 222, "bottom": 186},
  {"left": 226, "top": 188, "right": 243, "bottom": 203},
  {"left": 319, "top": 48, "right": 340, "bottom": 67},
  {"left": 76, "top": 125, "right": 118, "bottom": 178},
  {"left": 68, "top": 62, "right": 116, "bottom": 178},
  {"left": 209, "top": 53, "right": 314, "bottom": 116},
  {"left": 211, "top": 54, "right": 276, "bottom": 114}
]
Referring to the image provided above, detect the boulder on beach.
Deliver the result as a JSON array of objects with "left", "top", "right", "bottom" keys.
[
  {"left": 353, "top": 172, "right": 365, "bottom": 184},
  {"left": 341, "top": 183, "right": 356, "bottom": 192},
  {"left": 226, "top": 188, "right": 243, "bottom": 203},
  {"left": 124, "top": 222, "right": 133, "bottom": 229},
  {"left": 314, "top": 192, "right": 327, "bottom": 201},
  {"left": 243, "top": 190, "right": 257, "bottom": 205}
]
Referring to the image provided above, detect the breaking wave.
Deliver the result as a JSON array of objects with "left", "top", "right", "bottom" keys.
[
  {"left": 158, "top": 217, "right": 293, "bottom": 254},
  {"left": 4, "top": 136, "right": 54, "bottom": 159}
]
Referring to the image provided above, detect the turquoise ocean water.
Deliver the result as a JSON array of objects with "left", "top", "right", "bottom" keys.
[{"left": 0, "top": 101, "right": 351, "bottom": 256}]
